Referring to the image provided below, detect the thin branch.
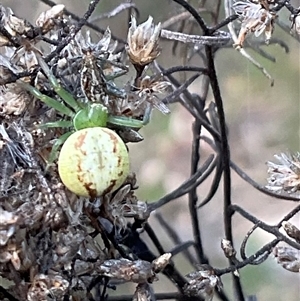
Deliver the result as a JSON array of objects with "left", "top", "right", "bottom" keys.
[
  {"left": 231, "top": 161, "right": 300, "bottom": 202},
  {"left": 148, "top": 155, "right": 217, "bottom": 212},
  {"left": 231, "top": 204, "right": 300, "bottom": 250},
  {"left": 170, "top": 0, "right": 209, "bottom": 34},
  {"left": 189, "top": 118, "right": 207, "bottom": 264}
]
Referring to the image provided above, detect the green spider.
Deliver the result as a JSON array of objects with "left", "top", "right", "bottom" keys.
[{"left": 18, "top": 54, "right": 147, "bottom": 167}]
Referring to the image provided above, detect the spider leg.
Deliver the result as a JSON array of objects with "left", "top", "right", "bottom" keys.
[
  {"left": 36, "top": 54, "right": 84, "bottom": 112},
  {"left": 107, "top": 115, "right": 144, "bottom": 130},
  {"left": 102, "top": 60, "right": 128, "bottom": 80},
  {"left": 117, "top": 128, "right": 144, "bottom": 143},
  {"left": 105, "top": 68, "right": 128, "bottom": 80},
  {"left": 105, "top": 81, "right": 126, "bottom": 99},
  {"left": 46, "top": 131, "right": 73, "bottom": 171},
  {"left": 141, "top": 105, "right": 152, "bottom": 125},
  {"left": 17, "top": 80, "right": 75, "bottom": 117},
  {"left": 39, "top": 120, "right": 73, "bottom": 129},
  {"left": 106, "top": 101, "right": 152, "bottom": 130}
]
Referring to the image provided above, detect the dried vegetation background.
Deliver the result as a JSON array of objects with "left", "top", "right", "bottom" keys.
[{"left": 0, "top": 0, "right": 300, "bottom": 301}]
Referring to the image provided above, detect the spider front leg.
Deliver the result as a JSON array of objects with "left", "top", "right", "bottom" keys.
[
  {"left": 107, "top": 104, "right": 152, "bottom": 129},
  {"left": 36, "top": 55, "right": 84, "bottom": 113},
  {"left": 18, "top": 53, "right": 83, "bottom": 117},
  {"left": 18, "top": 80, "right": 76, "bottom": 118},
  {"left": 141, "top": 105, "right": 152, "bottom": 126},
  {"left": 106, "top": 106, "right": 152, "bottom": 143},
  {"left": 107, "top": 115, "right": 144, "bottom": 130},
  {"left": 102, "top": 60, "right": 129, "bottom": 81}
]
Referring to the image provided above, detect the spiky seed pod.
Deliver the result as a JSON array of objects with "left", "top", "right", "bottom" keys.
[{"left": 58, "top": 127, "right": 130, "bottom": 198}]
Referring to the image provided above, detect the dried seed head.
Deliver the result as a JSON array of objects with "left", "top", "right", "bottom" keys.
[
  {"left": 0, "top": 242, "right": 22, "bottom": 271},
  {"left": 35, "top": 4, "right": 65, "bottom": 33},
  {"left": 78, "top": 235, "right": 103, "bottom": 261},
  {"left": 0, "top": 53, "right": 33, "bottom": 116},
  {"left": 17, "top": 202, "right": 44, "bottom": 227},
  {"left": 221, "top": 239, "right": 237, "bottom": 258},
  {"left": 0, "top": 84, "right": 29, "bottom": 115},
  {"left": 273, "top": 246, "right": 300, "bottom": 273},
  {"left": 75, "top": 27, "right": 117, "bottom": 55},
  {"left": 0, "top": 208, "right": 18, "bottom": 246},
  {"left": 73, "top": 259, "right": 94, "bottom": 276},
  {"left": 232, "top": 0, "right": 276, "bottom": 48},
  {"left": 96, "top": 258, "right": 156, "bottom": 283},
  {"left": 266, "top": 153, "right": 300, "bottom": 193},
  {"left": 135, "top": 76, "right": 171, "bottom": 114},
  {"left": 104, "top": 176, "right": 148, "bottom": 231},
  {"left": 184, "top": 265, "right": 222, "bottom": 301},
  {"left": 133, "top": 283, "right": 154, "bottom": 301},
  {"left": 27, "top": 274, "right": 69, "bottom": 301},
  {"left": 11, "top": 249, "right": 21, "bottom": 270},
  {"left": 7, "top": 8, "right": 32, "bottom": 35},
  {"left": 152, "top": 253, "right": 171, "bottom": 273},
  {"left": 53, "top": 226, "right": 87, "bottom": 265},
  {"left": 0, "top": 5, "right": 32, "bottom": 38},
  {"left": 291, "top": 13, "right": 300, "bottom": 35},
  {"left": 0, "top": 55, "right": 20, "bottom": 82},
  {"left": 70, "top": 28, "right": 127, "bottom": 106},
  {"left": 62, "top": 27, "right": 117, "bottom": 65},
  {"left": 126, "top": 16, "right": 161, "bottom": 66},
  {"left": 282, "top": 221, "right": 300, "bottom": 243},
  {"left": 0, "top": 244, "right": 15, "bottom": 264}
]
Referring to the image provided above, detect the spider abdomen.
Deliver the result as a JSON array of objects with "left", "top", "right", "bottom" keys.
[{"left": 58, "top": 127, "right": 129, "bottom": 197}]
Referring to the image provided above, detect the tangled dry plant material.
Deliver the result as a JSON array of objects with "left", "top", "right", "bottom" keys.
[
  {"left": 0, "top": 3, "right": 173, "bottom": 300},
  {"left": 0, "top": 0, "right": 300, "bottom": 300}
]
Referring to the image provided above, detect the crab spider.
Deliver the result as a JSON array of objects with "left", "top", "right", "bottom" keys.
[{"left": 18, "top": 55, "right": 148, "bottom": 167}]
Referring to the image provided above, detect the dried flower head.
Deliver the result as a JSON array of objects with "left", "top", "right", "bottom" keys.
[
  {"left": 273, "top": 246, "right": 300, "bottom": 273},
  {"left": 75, "top": 27, "right": 118, "bottom": 56},
  {"left": 0, "top": 83, "right": 30, "bottom": 116},
  {"left": 184, "top": 264, "right": 222, "bottom": 301},
  {"left": 135, "top": 76, "right": 171, "bottom": 114},
  {"left": 0, "top": 5, "right": 32, "bottom": 40},
  {"left": 221, "top": 239, "right": 237, "bottom": 258},
  {"left": 133, "top": 283, "right": 155, "bottom": 301},
  {"left": 27, "top": 273, "right": 69, "bottom": 301},
  {"left": 152, "top": 253, "right": 172, "bottom": 273},
  {"left": 290, "top": 13, "right": 300, "bottom": 35},
  {"left": 58, "top": 27, "right": 127, "bottom": 109},
  {"left": 282, "top": 221, "right": 300, "bottom": 243},
  {"left": 126, "top": 16, "right": 161, "bottom": 66},
  {"left": 266, "top": 153, "right": 300, "bottom": 193},
  {"left": 232, "top": 0, "right": 277, "bottom": 48},
  {"left": 96, "top": 258, "right": 157, "bottom": 283},
  {"left": 100, "top": 173, "right": 148, "bottom": 231},
  {"left": 96, "top": 254, "right": 170, "bottom": 284},
  {"left": 0, "top": 50, "right": 35, "bottom": 116},
  {"left": 0, "top": 242, "right": 22, "bottom": 270},
  {"left": 0, "top": 208, "right": 19, "bottom": 246},
  {"left": 35, "top": 4, "right": 65, "bottom": 33}
]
